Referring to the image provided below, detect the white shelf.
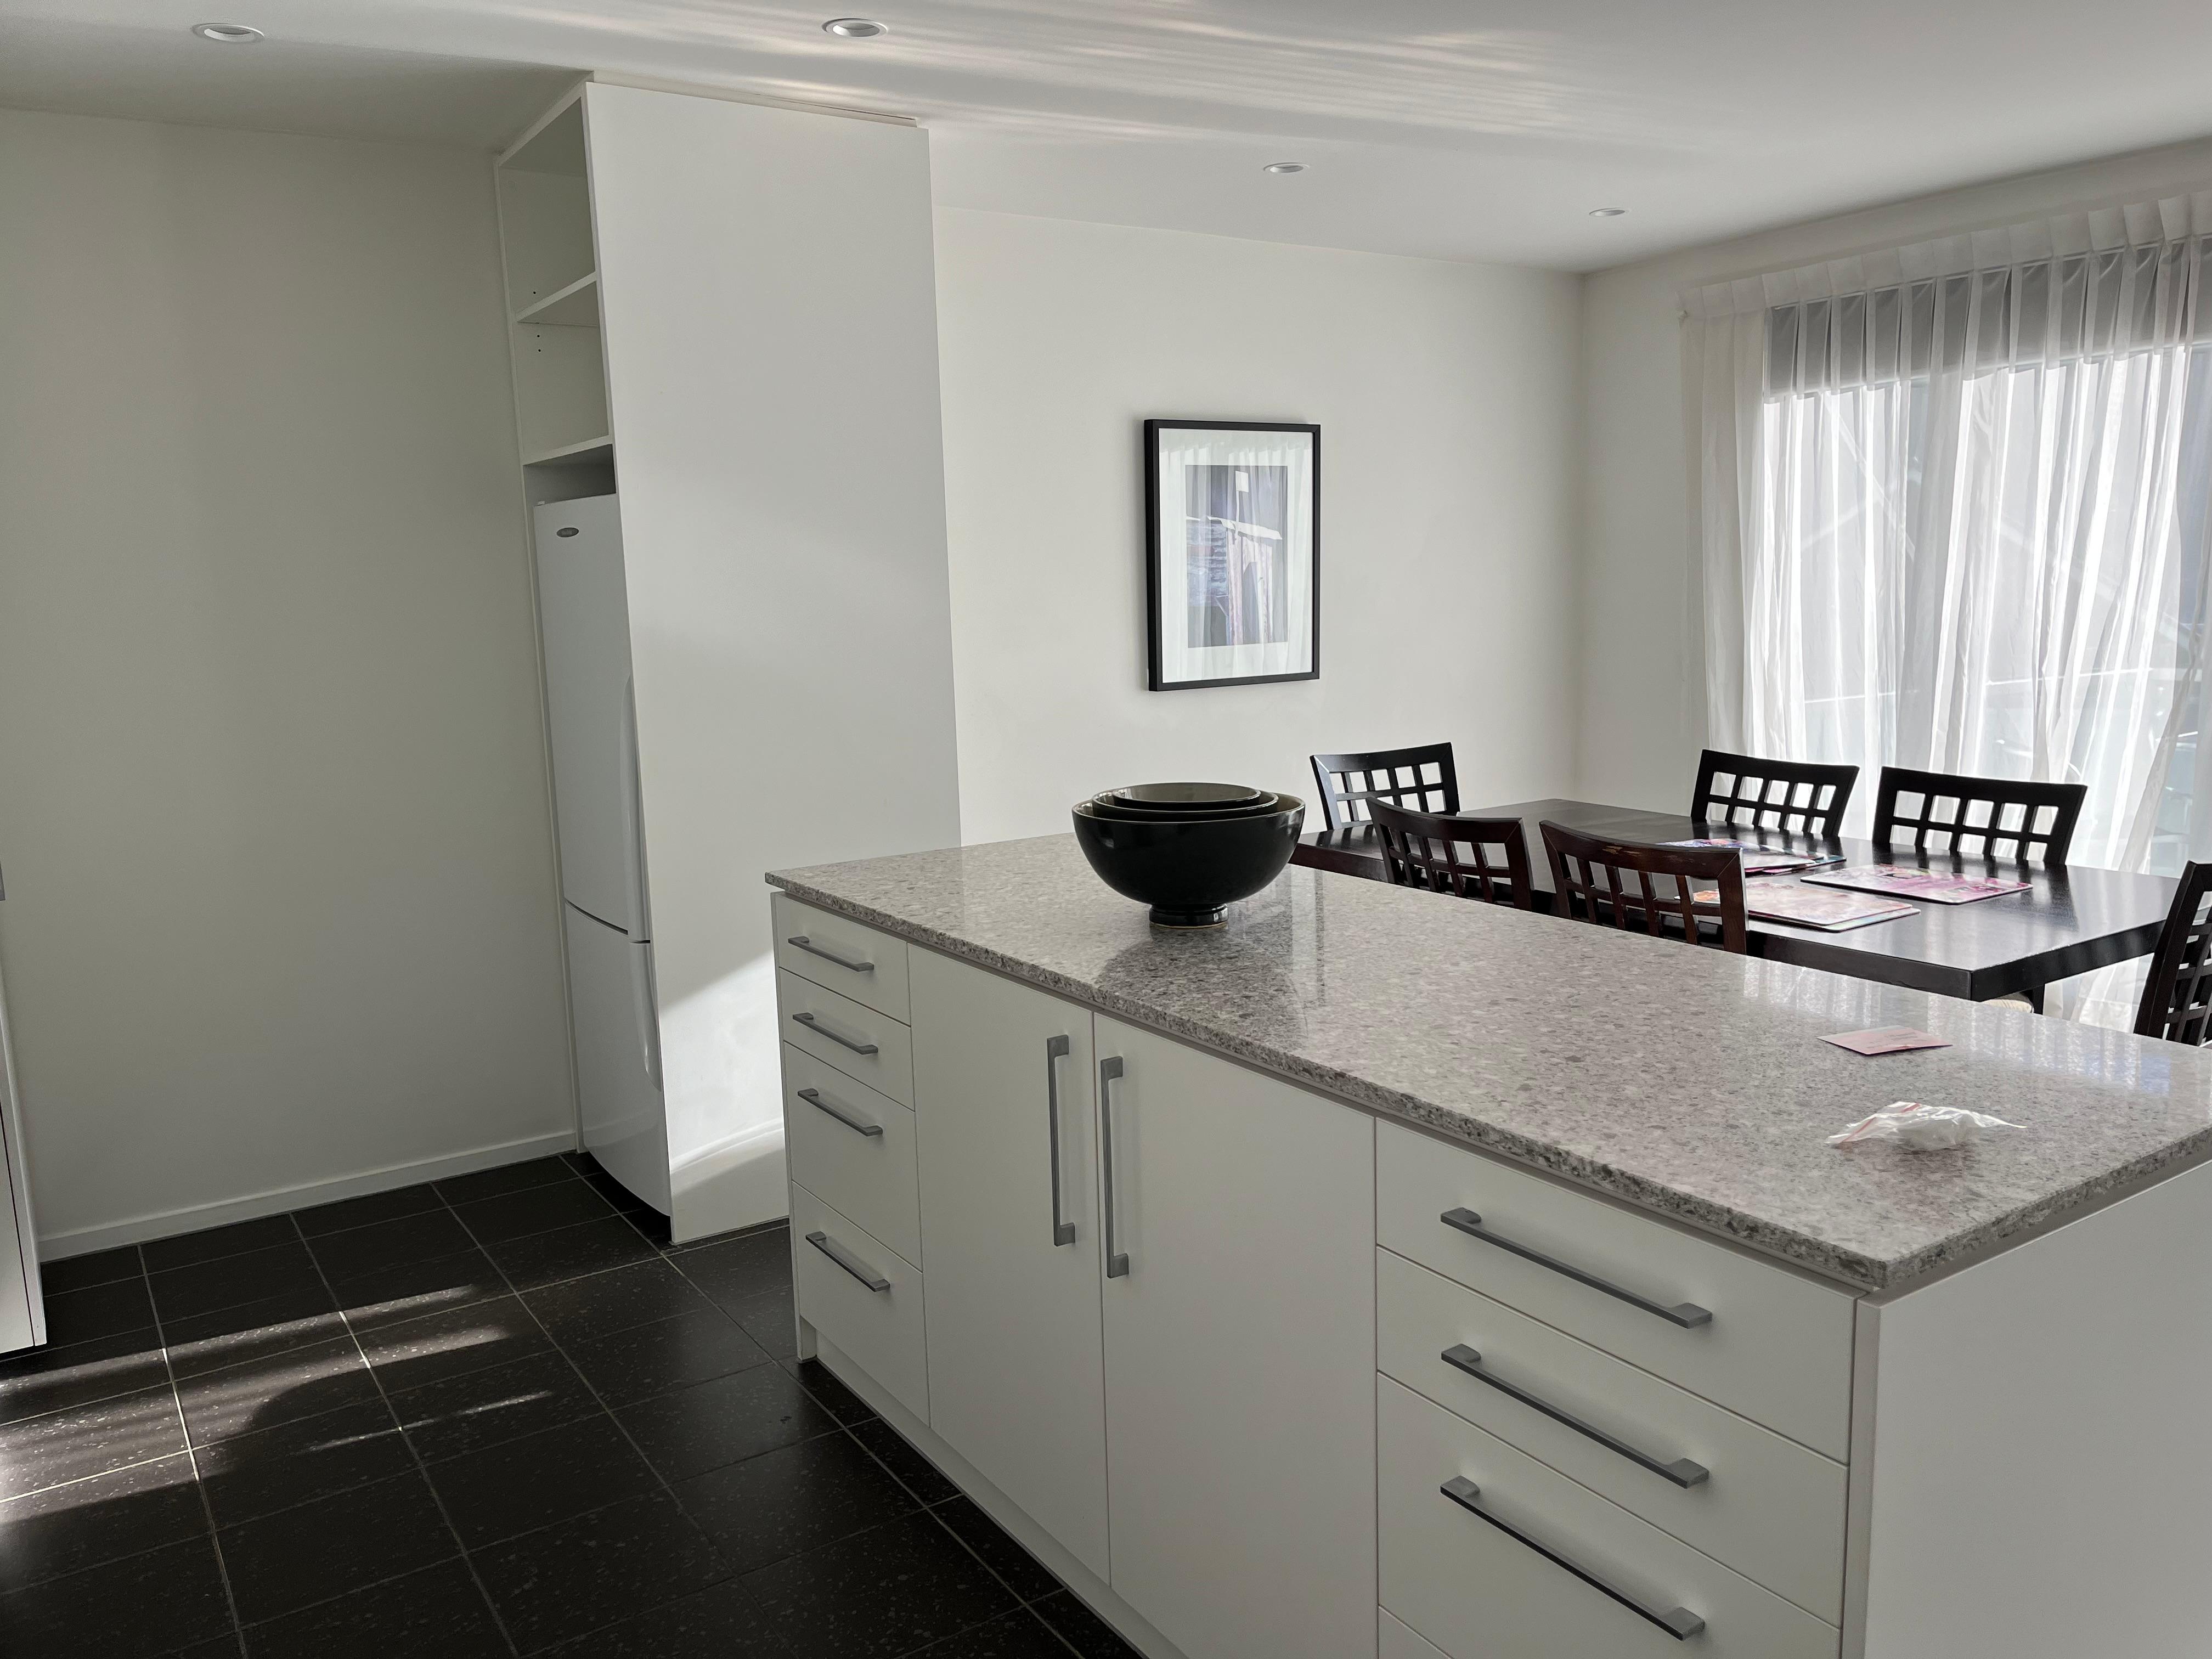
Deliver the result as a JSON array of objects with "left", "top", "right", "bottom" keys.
[
  {"left": 523, "top": 435, "right": 613, "bottom": 467},
  {"left": 514, "top": 272, "right": 599, "bottom": 329}
]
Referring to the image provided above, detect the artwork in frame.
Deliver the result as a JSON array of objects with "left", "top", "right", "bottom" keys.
[{"left": 1144, "top": 419, "right": 1320, "bottom": 691}]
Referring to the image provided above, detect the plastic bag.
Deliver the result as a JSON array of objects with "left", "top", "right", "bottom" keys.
[{"left": 1827, "top": 1101, "right": 2019, "bottom": 1152}]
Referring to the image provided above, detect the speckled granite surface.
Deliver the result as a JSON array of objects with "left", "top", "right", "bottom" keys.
[{"left": 769, "top": 836, "right": 2212, "bottom": 1292}]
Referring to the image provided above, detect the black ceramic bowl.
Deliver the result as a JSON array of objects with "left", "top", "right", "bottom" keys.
[
  {"left": 1085, "top": 793, "right": 1289, "bottom": 822},
  {"left": 1105, "top": 782, "right": 1269, "bottom": 810},
  {"left": 1071, "top": 792, "right": 1306, "bottom": 928}
]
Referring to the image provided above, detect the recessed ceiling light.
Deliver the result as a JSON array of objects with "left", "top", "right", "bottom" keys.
[
  {"left": 1588, "top": 206, "right": 1627, "bottom": 218},
  {"left": 1263, "top": 162, "right": 1307, "bottom": 175},
  {"left": 190, "top": 22, "right": 263, "bottom": 42},
  {"left": 822, "top": 18, "right": 887, "bottom": 37}
]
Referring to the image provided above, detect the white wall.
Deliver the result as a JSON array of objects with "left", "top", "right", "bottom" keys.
[
  {"left": 1576, "top": 135, "right": 2212, "bottom": 812},
  {"left": 0, "top": 109, "right": 573, "bottom": 1251},
  {"left": 934, "top": 208, "right": 1583, "bottom": 840}
]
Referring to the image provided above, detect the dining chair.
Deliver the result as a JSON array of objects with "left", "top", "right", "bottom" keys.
[
  {"left": 1309, "top": 743, "right": 1459, "bottom": 833},
  {"left": 1871, "top": 766, "right": 2086, "bottom": 864},
  {"left": 1540, "top": 822, "right": 1748, "bottom": 953},
  {"left": 1690, "top": 749, "right": 1858, "bottom": 839},
  {"left": 1367, "top": 800, "right": 1534, "bottom": 910},
  {"left": 2134, "top": 862, "right": 2212, "bottom": 1045}
]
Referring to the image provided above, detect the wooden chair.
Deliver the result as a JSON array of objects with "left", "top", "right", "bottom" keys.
[
  {"left": 1691, "top": 749, "right": 1857, "bottom": 839},
  {"left": 1871, "top": 766, "right": 2086, "bottom": 864},
  {"left": 2135, "top": 862, "right": 2212, "bottom": 1044},
  {"left": 1309, "top": 743, "right": 1459, "bottom": 833},
  {"left": 1540, "top": 822, "right": 1748, "bottom": 953},
  {"left": 1367, "top": 800, "right": 1534, "bottom": 910}
]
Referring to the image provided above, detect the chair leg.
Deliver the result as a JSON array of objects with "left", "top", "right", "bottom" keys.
[{"left": 2024, "top": 984, "right": 2046, "bottom": 1014}]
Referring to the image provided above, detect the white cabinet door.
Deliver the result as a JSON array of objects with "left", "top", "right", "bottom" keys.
[
  {"left": 565, "top": 904, "right": 669, "bottom": 1212},
  {"left": 911, "top": 951, "right": 1109, "bottom": 1578},
  {"left": 1096, "top": 1017, "right": 1376, "bottom": 1659}
]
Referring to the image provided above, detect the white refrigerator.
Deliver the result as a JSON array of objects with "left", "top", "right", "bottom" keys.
[{"left": 534, "top": 495, "right": 671, "bottom": 1215}]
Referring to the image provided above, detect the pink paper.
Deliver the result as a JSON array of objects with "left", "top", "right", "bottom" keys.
[{"left": 1822, "top": 1027, "right": 1953, "bottom": 1057}]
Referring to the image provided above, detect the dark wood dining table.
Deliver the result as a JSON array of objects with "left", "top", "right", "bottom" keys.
[{"left": 1294, "top": 796, "right": 2178, "bottom": 1005}]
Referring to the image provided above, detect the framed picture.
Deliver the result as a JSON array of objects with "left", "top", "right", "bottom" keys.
[{"left": 1144, "top": 419, "right": 1320, "bottom": 691}]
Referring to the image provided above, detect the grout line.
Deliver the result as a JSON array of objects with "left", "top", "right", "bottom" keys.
[{"left": 289, "top": 1211, "right": 523, "bottom": 1658}]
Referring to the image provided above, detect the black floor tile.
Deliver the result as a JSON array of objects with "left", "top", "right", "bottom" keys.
[
  {"left": 426, "top": 1414, "right": 657, "bottom": 1550},
  {"left": 291, "top": 1183, "right": 444, "bottom": 1238},
  {"left": 0, "top": 1532, "right": 235, "bottom": 1657},
  {"left": 436, "top": 1157, "right": 577, "bottom": 1206},
  {"left": 194, "top": 1397, "right": 411, "bottom": 1526},
  {"left": 782, "top": 1358, "right": 877, "bottom": 1425},
  {"left": 562, "top": 1306, "right": 771, "bottom": 1407},
  {"left": 161, "top": 1286, "right": 346, "bottom": 1383},
  {"left": 330, "top": 1245, "right": 512, "bottom": 1334},
  {"left": 675, "top": 1428, "right": 914, "bottom": 1573},
  {"left": 911, "top": 1607, "right": 1079, "bottom": 1658},
  {"left": 218, "top": 1469, "right": 454, "bottom": 1623},
  {"left": 1029, "top": 1591, "right": 1142, "bottom": 1659},
  {"left": 454, "top": 1180, "right": 619, "bottom": 1245},
  {"left": 148, "top": 1241, "right": 325, "bottom": 1324},
  {"left": 171, "top": 1635, "right": 247, "bottom": 1657},
  {"left": 851, "top": 1418, "right": 960, "bottom": 1506},
  {"left": 40, "top": 1276, "right": 157, "bottom": 1346},
  {"left": 0, "top": 1330, "right": 170, "bottom": 1426},
  {"left": 474, "top": 1491, "right": 732, "bottom": 1655},
  {"left": 623, "top": 1209, "right": 674, "bottom": 1248},
  {"left": 303, "top": 1210, "right": 477, "bottom": 1282},
  {"left": 540, "top": 1577, "right": 774, "bottom": 1656},
  {"left": 482, "top": 1217, "right": 659, "bottom": 1291},
  {"left": 36, "top": 1245, "right": 143, "bottom": 1295},
  {"left": 241, "top": 1557, "right": 509, "bottom": 1659},
  {"left": 174, "top": 1335, "right": 380, "bottom": 1446},
  {"left": 354, "top": 1292, "right": 555, "bottom": 1390},
  {"left": 0, "top": 1384, "right": 186, "bottom": 1501},
  {"left": 741, "top": 1509, "right": 1019, "bottom": 1659},
  {"left": 390, "top": 1350, "right": 601, "bottom": 1463},
  {"left": 725, "top": 1284, "right": 800, "bottom": 1361},
  {"left": 140, "top": 1215, "right": 300, "bottom": 1273},
  {"left": 0, "top": 1452, "right": 206, "bottom": 1593},
  {"left": 523, "top": 1259, "right": 715, "bottom": 1345},
  {"left": 670, "top": 1227, "right": 791, "bottom": 1311},
  {"left": 932, "top": 1497, "right": 1062, "bottom": 1604},
  {"left": 616, "top": 1364, "right": 837, "bottom": 1483},
  {"left": 577, "top": 1164, "right": 652, "bottom": 1217}
]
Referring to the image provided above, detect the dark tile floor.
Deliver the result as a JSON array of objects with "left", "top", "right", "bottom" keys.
[{"left": 0, "top": 1152, "right": 1142, "bottom": 1657}]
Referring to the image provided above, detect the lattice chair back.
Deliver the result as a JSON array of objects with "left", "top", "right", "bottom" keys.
[
  {"left": 1367, "top": 800, "right": 1533, "bottom": 910},
  {"left": 1871, "top": 767, "right": 2085, "bottom": 864},
  {"left": 1690, "top": 749, "right": 1858, "bottom": 839},
  {"left": 1539, "top": 822, "right": 1748, "bottom": 953},
  {"left": 1308, "top": 743, "right": 1459, "bottom": 833},
  {"left": 2136, "top": 862, "right": 2212, "bottom": 1045}
]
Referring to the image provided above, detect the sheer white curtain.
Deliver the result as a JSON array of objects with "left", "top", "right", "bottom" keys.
[{"left": 1687, "top": 203, "right": 2212, "bottom": 1021}]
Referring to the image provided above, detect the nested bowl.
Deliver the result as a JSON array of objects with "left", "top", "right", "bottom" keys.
[{"left": 1070, "top": 791, "right": 1306, "bottom": 928}]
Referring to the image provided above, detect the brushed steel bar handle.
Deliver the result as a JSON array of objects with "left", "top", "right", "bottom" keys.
[
  {"left": 787, "top": 935, "right": 874, "bottom": 974},
  {"left": 1439, "top": 1476, "right": 1705, "bottom": 1640},
  {"left": 792, "top": 1011, "right": 879, "bottom": 1056},
  {"left": 1441, "top": 1345, "right": 1708, "bottom": 1488},
  {"left": 1046, "top": 1036, "right": 1075, "bottom": 1246},
  {"left": 1100, "top": 1056, "right": 1129, "bottom": 1278},
  {"left": 797, "top": 1086, "right": 882, "bottom": 1138},
  {"left": 806, "top": 1229, "right": 890, "bottom": 1293},
  {"left": 1440, "top": 1209, "right": 1712, "bottom": 1329}
]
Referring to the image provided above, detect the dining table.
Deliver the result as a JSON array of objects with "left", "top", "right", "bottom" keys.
[{"left": 1293, "top": 795, "right": 2179, "bottom": 1006}]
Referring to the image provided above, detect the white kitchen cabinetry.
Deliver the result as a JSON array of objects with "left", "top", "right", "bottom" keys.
[
  {"left": 1094, "top": 1014, "right": 1377, "bottom": 1659},
  {"left": 911, "top": 950, "right": 1110, "bottom": 1578}
]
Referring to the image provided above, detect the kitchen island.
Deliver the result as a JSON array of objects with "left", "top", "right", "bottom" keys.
[{"left": 768, "top": 834, "right": 2212, "bottom": 1659}]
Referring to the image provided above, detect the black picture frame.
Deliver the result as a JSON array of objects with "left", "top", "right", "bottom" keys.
[{"left": 1143, "top": 419, "right": 1321, "bottom": 691}]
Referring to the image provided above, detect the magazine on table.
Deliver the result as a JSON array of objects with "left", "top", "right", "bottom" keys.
[
  {"left": 1694, "top": 881, "right": 1919, "bottom": 932},
  {"left": 1668, "top": 837, "right": 1846, "bottom": 876},
  {"left": 1802, "top": 865, "right": 2030, "bottom": 904}
]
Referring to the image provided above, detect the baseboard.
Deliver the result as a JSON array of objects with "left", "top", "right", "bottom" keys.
[{"left": 37, "top": 1130, "right": 580, "bottom": 1260}]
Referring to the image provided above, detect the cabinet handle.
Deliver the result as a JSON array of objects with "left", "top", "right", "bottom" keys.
[
  {"left": 806, "top": 1229, "right": 890, "bottom": 1293},
  {"left": 1441, "top": 1345, "right": 1709, "bottom": 1488},
  {"left": 792, "top": 1011, "right": 879, "bottom": 1056},
  {"left": 1046, "top": 1036, "right": 1075, "bottom": 1246},
  {"left": 1099, "top": 1056, "right": 1129, "bottom": 1278},
  {"left": 787, "top": 934, "right": 874, "bottom": 974},
  {"left": 1440, "top": 1209, "right": 1712, "bottom": 1329},
  {"left": 1439, "top": 1476, "right": 1705, "bottom": 1641},
  {"left": 797, "top": 1086, "right": 883, "bottom": 1138}
]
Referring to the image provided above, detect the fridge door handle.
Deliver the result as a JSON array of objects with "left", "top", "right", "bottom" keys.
[
  {"left": 619, "top": 678, "right": 652, "bottom": 942},
  {"left": 629, "top": 941, "right": 662, "bottom": 1089}
]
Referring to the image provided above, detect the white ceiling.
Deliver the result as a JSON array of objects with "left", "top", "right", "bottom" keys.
[{"left": 6, "top": 1, "right": 2212, "bottom": 270}]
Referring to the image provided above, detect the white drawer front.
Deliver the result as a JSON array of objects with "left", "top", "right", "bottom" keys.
[
  {"left": 1378, "top": 1249, "right": 1846, "bottom": 1623},
  {"left": 791, "top": 1182, "right": 927, "bottom": 1422},
  {"left": 773, "top": 894, "right": 911, "bottom": 1022},
  {"left": 1376, "top": 1122, "right": 1855, "bottom": 1460},
  {"left": 777, "top": 969, "right": 914, "bottom": 1107},
  {"left": 1380, "top": 1379, "right": 1838, "bottom": 1659},
  {"left": 785, "top": 1045, "right": 921, "bottom": 1271}
]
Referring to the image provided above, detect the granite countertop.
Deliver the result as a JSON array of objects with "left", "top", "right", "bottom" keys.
[{"left": 769, "top": 835, "right": 2212, "bottom": 1293}]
